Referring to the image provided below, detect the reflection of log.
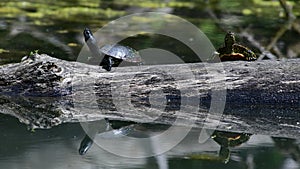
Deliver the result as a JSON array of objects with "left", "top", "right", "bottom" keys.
[{"left": 0, "top": 54, "right": 299, "bottom": 138}]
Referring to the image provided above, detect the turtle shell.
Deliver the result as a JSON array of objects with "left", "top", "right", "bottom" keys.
[
  {"left": 100, "top": 44, "right": 142, "bottom": 63},
  {"left": 217, "top": 44, "right": 257, "bottom": 61}
]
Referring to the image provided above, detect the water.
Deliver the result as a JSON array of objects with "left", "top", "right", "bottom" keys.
[{"left": 0, "top": 114, "right": 299, "bottom": 169}]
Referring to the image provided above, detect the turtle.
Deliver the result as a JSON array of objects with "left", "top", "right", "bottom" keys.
[
  {"left": 83, "top": 28, "right": 142, "bottom": 71},
  {"left": 216, "top": 31, "right": 257, "bottom": 61}
]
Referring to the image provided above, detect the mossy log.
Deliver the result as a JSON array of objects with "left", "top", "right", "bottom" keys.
[{"left": 0, "top": 54, "right": 299, "bottom": 138}]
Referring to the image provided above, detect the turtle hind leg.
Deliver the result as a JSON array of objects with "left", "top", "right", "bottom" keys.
[{"left": 113, "top": 58, "right": 122, "bottom": 67}]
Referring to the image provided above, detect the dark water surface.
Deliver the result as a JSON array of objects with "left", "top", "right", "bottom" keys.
[{"left": 1, "top": 114, "right": 299, "bottom": 169}]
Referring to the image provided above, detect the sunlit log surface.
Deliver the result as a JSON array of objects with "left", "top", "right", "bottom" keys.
[{"left": 0, "top": 54, "right": 299, "bottom": 138}]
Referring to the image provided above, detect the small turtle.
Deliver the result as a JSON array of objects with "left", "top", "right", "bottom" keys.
[
  {"left": 217, "top": 32, "right": 257, "bottom": 61},
  {"left": 83, "top": 28, "right": 142, "bottom": 71}
]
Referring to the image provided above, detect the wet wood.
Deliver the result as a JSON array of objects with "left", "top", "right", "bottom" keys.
[{"left": 0, "top": 54, "right": 299, "bottom": 138}]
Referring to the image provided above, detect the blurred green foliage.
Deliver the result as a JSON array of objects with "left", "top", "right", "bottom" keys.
[{"left": 0, "top": 0, "right": 299, "bottom": 64}]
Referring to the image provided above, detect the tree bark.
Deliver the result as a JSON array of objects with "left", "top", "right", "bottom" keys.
[{"left": 0, "top": 54, "right": 299, "bottom": 138}]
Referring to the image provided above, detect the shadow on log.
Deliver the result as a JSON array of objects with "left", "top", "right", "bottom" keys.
[{"left": 0, "top": 54, "right": 299, "bottom": 138}]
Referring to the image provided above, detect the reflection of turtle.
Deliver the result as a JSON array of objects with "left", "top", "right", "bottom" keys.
[
  {"left": 79, "top": 118, "right": 142, "bottom": 155},
  {"left": 211, "top": 131, "right": 252, "bottom": 163},
  {"left": 217, "top": 32, "right": 257, "bottom": 61},
  {"left": 78, "top": 119, "right": 136, "bottom": 155},
  {"left": 189, "top": 130, "right": 251, "bottom": 163},
  {"left": 78, "top": 119, "right": 170, "bottom": 155},
  {"left": 83, "top": 28, "right": 142, "bottom": 71}
]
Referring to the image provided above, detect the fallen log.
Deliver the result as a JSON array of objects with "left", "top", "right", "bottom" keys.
[{"left": 0, "top": 54, "right": 299, "bottom": 138}]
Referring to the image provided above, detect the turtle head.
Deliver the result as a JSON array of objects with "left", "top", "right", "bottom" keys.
[
  {"left": 224, "top": 31, "right": 235, "bottom": 47},
  {"left": 83, "top": 28, "right": 94, "bottom": 42}
]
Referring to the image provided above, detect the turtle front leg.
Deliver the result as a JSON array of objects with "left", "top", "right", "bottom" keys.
[
  {"left": 106, "top": 56, "right": 113, "bottom": 71},
  {"left": 101, "top": 56, "right": 114, "bottom": 71}
]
